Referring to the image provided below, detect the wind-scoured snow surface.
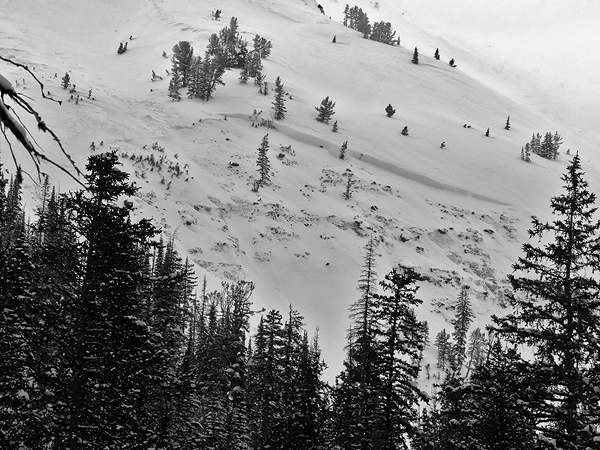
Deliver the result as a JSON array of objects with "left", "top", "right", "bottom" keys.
[{"left": 1, "top": 0, "right": 599, "bottom": 385}]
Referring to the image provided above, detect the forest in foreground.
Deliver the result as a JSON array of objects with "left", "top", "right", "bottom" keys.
[{"left": 2, "top": 151, "right": 600, "bottom": 450}]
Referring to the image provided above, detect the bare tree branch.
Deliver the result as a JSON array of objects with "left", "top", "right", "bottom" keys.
[{"left": 0, "top": 56, "right": 84, "bottom": 187}]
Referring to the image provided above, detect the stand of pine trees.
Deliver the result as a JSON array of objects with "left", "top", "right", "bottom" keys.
[{"left": 3, "top": 151, "right": 600, "bottom": 449}]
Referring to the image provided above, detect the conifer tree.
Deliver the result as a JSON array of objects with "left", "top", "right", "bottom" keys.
[
  {"left": 248, "top": 310, "right": 286, "bottom": 449},
  {"left": 168, "top": 70, "right": 182, "bottom": 101},
  {"left": 171, "top": 41, "right": 194, "bottom": 87},
  {"left": 272, "top": 76, "right": 287, "bottom": 120},
  {"left": 385, "top": 103, "right": 396, "bottom": 117},
  {"left": 238, "top": 62, "right": 250, "bottom": 83},
  {"left": 334, "top": 236, "right": 380, "bottom": 449},
  {"left": 434, "top": 48, "right": 440, "bottom": 60},
  {"left": 504, "top": 115, "right": 511, "bottom": 130},
  {"left": 449, "top": 58, "right": 456, "bottom": 67},
  {"left": 343, "top": 172, "right": 353, "bottom": 200},
  {"left": 552, "top": 131, "right": 563, "bottom": 159},
  {"left": 59, "top": 151, "right": 160, "bottom": 448},
  {"left": 373, "top": 266, "right": 428, "bottom": 447},
  {"left": 540, "top": 131, "right": 554, "bottom": 159},
  {"left": 332, "top": 120, "right": 338, "bottom": 132},
  {"left": 370, "top": 21, "right": 396, "bottom": 44},
  {"left": 253, "top": 34, "right": 272, "bottom": 59},
  {"left": 493, "top": 154, "right": 600, "bottom": 449},
  {"left": 197, "top": 52, "right": 226, "bottom": 101},
  {"left": 412, "top": 47, "right": 419, "bottom": 64},
  {"left": 61, "top": 72, "right": 70, "bottom": 89},
  {"left": 256, "top": 134, "right": 271, "bottom": 186},
  {"left": 435, "top": 329, "right": 451, "bottom": 370},
  {"left": 315, "top": 96, "right": 336, "bottom": 124},
  {"left": 401, "top": 126, "right": 409, "bottom": 136},
  {"left": 414, "top": 343, "right": 543, "bottom": 450},
  {"left": 485, "top": 127, "right": 490, "bottom": 137},
  {"left": 339, "top": 140, "right": 348, "bottom": 159},
  {"left": 451, "top": 286, "right": 474, "bottom": 373},
  {"left": 465, "top": 327, "right": 487, "bottom": 378}
]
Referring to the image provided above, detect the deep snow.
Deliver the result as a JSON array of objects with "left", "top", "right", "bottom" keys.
[{"left": 1, "top": 0, "right": 599, "bottom": 385}]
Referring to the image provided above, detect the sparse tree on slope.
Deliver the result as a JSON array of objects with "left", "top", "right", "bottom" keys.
[
  {"left": 315, "top": 96, "right": 336, "bottom": 124},
  {"left": 385, "top": 104, "right": 396, "bottom": 117},
  {"left": 61, "top": 72, "right": 70, "bottom": 89},
  {"left": 256, "top": 134, "right": 271, "bottom": 186},
  {"left": 272, "top": 76, "right": 287, "bottom": 120},
  {"left": 412, "top": 47, "right": 419, "bottom": 64}
]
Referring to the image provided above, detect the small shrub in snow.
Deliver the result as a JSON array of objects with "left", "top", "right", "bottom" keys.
[{"left": 385, "top": 104, "right": 396, "bottom": 118}]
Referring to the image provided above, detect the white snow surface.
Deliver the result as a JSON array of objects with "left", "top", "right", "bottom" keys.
[{"left": 1, "top": 0, "right": 599, "bottom": 386}]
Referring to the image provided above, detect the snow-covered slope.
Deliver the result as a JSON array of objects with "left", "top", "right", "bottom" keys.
[{"left": 1, "top": 0, "right": 599, "bottom": 384}]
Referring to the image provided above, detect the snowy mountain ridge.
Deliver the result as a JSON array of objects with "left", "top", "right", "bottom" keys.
[{"left": 1, "top": 0, "right": 599, "bottom": 383}]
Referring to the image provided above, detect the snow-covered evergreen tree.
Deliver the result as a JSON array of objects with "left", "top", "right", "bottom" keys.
[
  {"left": 61, "top": 72, "right": 70, "bottom": 89},
  {"left": 412, "top": 47, "right": 419, "bottom": 64},
  {"left": 451, "top": 286, "right": 474, "bottom": 373},
  {"left": 171, "top": 41, "right": 194, "bottom": 87},
  {"left": 493, "top": 154, "right": 600, "bottom": 449},
  {"left": 256, "top": 134, "right": 271, "bottom": 186},
  {"left": 272, "top": 76, "right": 287, "bottom": 120},
  {"left": 315, "top": 96, "right": 336, "bottom": 124}
]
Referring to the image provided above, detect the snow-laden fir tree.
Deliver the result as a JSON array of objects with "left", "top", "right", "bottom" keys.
[
  {"left": 434, "top": 48, "right": 440, "bottom": 60},
  {"left": 168, "top": 70, "right": 182, "bottom": 101},
  {"left": 492, "top": 153, "right": 600, "bottom": 449},
  {"left": 332, "top": 120, "right": 338, "bottom": 132},
  {"left": 171, "top": 41, "right": 194, "bottom": 87},
  {"left": 253, "top": 34, "right": 272, "bottom": 59},
  {"left": 256, "top": 134, "right": 271, "bottom": 186},
  {"left": 413, "top": 342, "right": 543, "bottom": 450},
  {"left": 412, "top": 47, "right": 419, "bottom": 64},
  {"left": 343, "top": 172, "right": 353, "bottom": 200},
  {"left": 61, "top": 72, "right": 70, "bottom": 89},
  {"left": 372, "top": 266, "right": 428, "bottom": 447},
  {"left": 339, "top": 140, "right": 348, "bottom": 159},
  {"left": 451, "top": 286, "right": 474, "bottom": 373},
  {"left": 272, "top": 76, "right": 286, "bottom": 120},
  {"left": 435, "top": 328, "right": 451, "bottom": 370},
  {"left": 333, "top": 236, "right": 380, "bottom": 449},
  {"left": 464, "top": 327, "right": 487, "bottom": 378},
  {"left": 504, "top": 115, "right": 511, "bottom": 130},
  {"left": 315, "top": 96, "right": 336, "bottom": 124},
  {"left": 370, "top": 21, "right": 396, "bottom": 44}
]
